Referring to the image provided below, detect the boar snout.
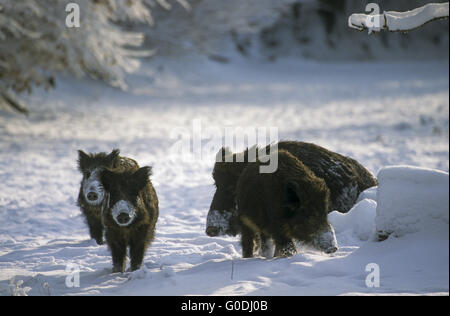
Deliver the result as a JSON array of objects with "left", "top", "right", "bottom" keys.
[
  {"left": 312, "top": 224, "right": 338, "bottom": 254},
  {"left": 111, "top": 200, "right": 136, "bottom": 227},
  {"left": 87, "top": 192, "right": 99, "bottom": 201},
  {"left": 206, "top": 209, "right": 234, "bottom": 237},
  {"left": 116, "top": 212, "right": 131, "bottom": 225},
  {"left": 83, "top": 179, "right": 104, "bottom": 205}
]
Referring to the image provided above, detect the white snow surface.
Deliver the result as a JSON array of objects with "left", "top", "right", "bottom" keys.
[{"left": 0, "top": 56, "right": 448, "bottom": 296}]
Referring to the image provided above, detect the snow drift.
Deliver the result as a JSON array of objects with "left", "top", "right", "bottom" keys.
[
  {"left": 375, "top": 166, "right": 449, "bottom": 240},
  {"left": 329, "top": 198, "right": 378, "bottom": 242},
  {"left": 329, "top": 165, "right": 449, "bottom": 243}
]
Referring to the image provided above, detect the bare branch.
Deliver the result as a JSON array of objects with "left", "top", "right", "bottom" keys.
[{"left": 0, "top": 91, "right": 29, "bottom": 115}]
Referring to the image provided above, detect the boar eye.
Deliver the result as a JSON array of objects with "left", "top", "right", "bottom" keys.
[{"left": 85, "top": 171, "right": 91, "bottom": 178}]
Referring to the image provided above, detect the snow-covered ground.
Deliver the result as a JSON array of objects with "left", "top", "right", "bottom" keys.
[{"left": 0, "top": 56, "right": 448, "bottom": 296}]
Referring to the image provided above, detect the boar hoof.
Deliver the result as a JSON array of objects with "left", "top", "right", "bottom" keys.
[
  {"left": 324, "top": 246, "right": 338, "bottom": 254},
  {"left": 274, "top": 241, "right": 297, "bottom": 258}
]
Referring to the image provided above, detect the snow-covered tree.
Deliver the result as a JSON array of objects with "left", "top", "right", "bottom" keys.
[
  {"left": 0, "top": 0, "right": 156, "bottom": 114},
  {"left": 2, "top": 0, "right": 447, "bottom": 114},
  {"left": 142, "top": 0, "right": 297, "bottom": 56}
]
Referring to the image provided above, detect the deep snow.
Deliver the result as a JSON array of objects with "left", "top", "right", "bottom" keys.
[{"left": 0, "top": 56, "right": 448, "bottom": 296}]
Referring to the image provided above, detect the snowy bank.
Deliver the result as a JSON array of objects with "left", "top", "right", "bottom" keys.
[
  {"left": 375, "top": 166, "right": 449, "bottom": 240},
  {"left": 329, "top": 165, "right": 449, "bottom": 242}
]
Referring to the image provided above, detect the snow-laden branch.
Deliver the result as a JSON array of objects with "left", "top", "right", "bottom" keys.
[
  {"left": 144, "top": 0, "right": 297, "bottom": 56},
  {"left": 348, "top": 2, "right": 449, "bottom": 34}
]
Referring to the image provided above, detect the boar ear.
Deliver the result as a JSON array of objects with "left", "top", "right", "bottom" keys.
[
  {"left": 284, "top": 181, "right": 301, "bottom": 218},
  {"left": 100, "top": 169, "right": 115, "bottom": 193},
  {"left": 105, "top": 149, "right": 120, "bottom": 168},
  {"left": 131, "top": 166, "right": 152, "bottom": 195},
  {"left": 77, "top": 150, "right": 90, "bottom": 171}
]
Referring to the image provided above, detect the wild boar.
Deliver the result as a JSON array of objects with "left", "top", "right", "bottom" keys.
[
  {"left": 100, "top": 166, "right": 159, "bottom": 273},
  {"left": 236, "top": 150, "right": 338, "bottom": 258},
  {"left": 77, "top": 149, "right": 139, "bottom": 244},
  {"left": 206, "top": 141, "right": 377, "bottom": 238}
]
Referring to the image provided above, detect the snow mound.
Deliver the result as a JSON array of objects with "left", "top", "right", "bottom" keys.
[
  {"left": 356, "top": 186, "right": 377, "bottom": 203},
  {"left": 329, "top": 198, "right": 377, "bottom": 242},
  {"left": 375, "top": 166, "right": 449, "bottom": 240}
]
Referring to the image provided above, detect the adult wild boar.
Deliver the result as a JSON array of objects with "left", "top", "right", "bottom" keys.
[
  {"left": 100, "top": 166, "right": 159, "bottom": 273},
  {"left": 205, "top": 141, "right": 377, "bottom": 238},
  {"left": 236, "top": 150, "right": 338, "bottom": 258},
  {"left": 77, "top": 149, "right": 139, "bottom": 245}
]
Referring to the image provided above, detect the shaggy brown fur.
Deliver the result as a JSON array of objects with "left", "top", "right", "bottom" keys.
[
  {"left": 275, "top": 141, "right": 378, "bottom": 213},
  {"left": 100, "top": 167, "right": 159, "bottom": 273},
  {"left": 206, "top": 141, "right": 378, "bottom": 237},
  {"left": 237, "top": 150, "right": 332, "bottom": 258},
  {"left": 77, "top": 149, "right": 139, "bottom": 245}
]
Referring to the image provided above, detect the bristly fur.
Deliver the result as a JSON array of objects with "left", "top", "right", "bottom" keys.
[
  {"left": 76, "top": 149, "right": 139, "bottom": 245},
  {"left": 100, "top": 166, "right": 159, "bottom": 273},
  {"left": 206, "top": 141, "right": 378, "bottom": 238},
  {"left": 236, "top": 150, "right": 332, "bottom": 258},
  {"left": 77, "top": 149, "right": 118, "bottom": 171},
  {"left": 207, "top": 146, "right": 265, "bottom": 237}
]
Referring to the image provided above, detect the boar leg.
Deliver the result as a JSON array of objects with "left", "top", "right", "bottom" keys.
[
  {"left": 253, "top": 233, "right": 262, "bottom": 255},
  {"left": 254, "top": 233, "right": 273, "bottom": 258},
  {"left": 241, "top": 226, "right": 257, "bottom": 258},
  {"left": 129, "top": 236, "right": 147, "bottom": 271},
  {"left": 259, "top": 233, "right": 273, "bottom": 258},
  {"left": 106, "top": 231, "right": 127, "bottom": 273},
  {"left": 110, "top": 245, "right": 127, "bottom": 273},
  {"left": 86, "top": 216, "right": 104, "bottom": 245},
  {"left": 273, "top": 236, "right": 297, "bottom": 258}
]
